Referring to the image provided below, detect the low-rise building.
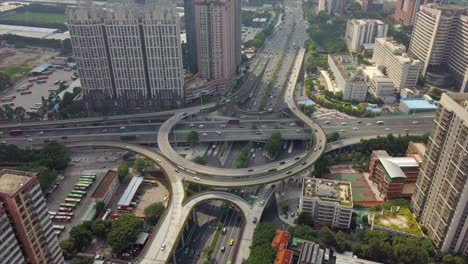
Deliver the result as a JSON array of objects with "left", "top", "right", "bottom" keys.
[
  {"left": 328, "top": 55, "right": 368, "bottom": 102},
  {"left": 369, "top": 142, "right": 426, "bottom": 200},
  {"left": 300, "top": 178, "right": 353, "bottom": 229},
  {"left": 363, "top": 66, "right": 396, "bottom": 104},
  {"left": 272, "top": 230, "right": 290, "bottom": 251},
  {"left": 91, "top": 170, "right": 119, "bottom": 206},
  {"left": 373, "top": 37, "right": 421, "bottom": 90},
  {"left": 399, "top": 99, "right": 438, "bottom": 113}
]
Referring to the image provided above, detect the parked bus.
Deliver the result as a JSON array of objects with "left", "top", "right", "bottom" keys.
[
  {"left": 57, "top": 212, "right": 74, "bottom": 217},
  {"left": 71, "top": 190, "right": 87, "bottom": 195},
  {"left": 59, "top": 207, "right": 73, "bottom": 212},
  {"left": 74, "top": 186, "right": 88, "bottom": 191},
  {"left": 67, "top": 193, "right": 83, "bottom": 199},
  {"left": 54, "top": 230, "right": 62, "bottom": 236},
  {"left": 53, "top": 225, "right": 65, "bottom": 231},
  {"left": 54, "top": 216, "right": 72, "bottom": 222},
  {"left": 59, "top": 203, "right": 76, "bottom": 208},
  {"left": 78, "top": 178, "right": 94, "bottom": 183},
  {"left": 64, "top": 198, "right": 81, "bottom": 204},
  {"left": 80, "top": 175, "right": 96, "bottom": 179},
  {"left": 75, "top": 183, "right": 90, "bottom": 188},
  {"left": 49, "top": 211, "right": 57, "bottom": 217},
  {"left": 142, "top": 179, "right": 158, "bottom": 186},
  {"left": 20, "top": 90, "right": 32, "bottom": 95}
]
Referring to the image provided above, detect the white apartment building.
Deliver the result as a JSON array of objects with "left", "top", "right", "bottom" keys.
[
  {"left": 300, "top": 178, "right": 353, "bottom": 229},
  {"left": 408, "top": 4, "right": 468, "bottom": 92},
  {"left": 67, "top": 0, "right": 185, "bottom": 109},
  {"left": 345, "top": 19, "right": 388, "bottom": 52},
  {"left": 328, "top": 54, "right": 368, "bottom": 102},
  {"left": 412, "top": 93, "right": 468, "bottom": 255},
  {"left": 373, "top": 37, "right": 421, "bottom": 89},
  {"left": 363, "top": 66, "right": 396, "bottom": 103}
]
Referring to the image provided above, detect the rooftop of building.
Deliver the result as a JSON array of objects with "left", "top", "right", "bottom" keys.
[
  {"left": 424, "top": 3, "right": 467, "bottom": 13},
  {"left": 91, "top": 170, "right": 118, "bottom": 199},
  {"left": 375, "top": 37, "right": 421, "bottom": 65},
  {"left": 302, "top": 178, "right": 353, "bottom": 206},
  {"left": 272, "top": 230, "right": 289, "bottom": 251},
  {"left": 442, "top": 93, "right": 468, "bottom": 124},
  {"left": 274, "top": 249, "right": 293, "bottom": 264},
  {"left": 372, "top": 207, "right": 424, "bottom": 237},
  {"left": 401, "top": 99, "right": 437, "bottom": 110},
  {"left": 0, "top": 169, "right": 36, "bottom": 196},
  {"left": 372, "top": 150, "right": 390, "bottom": 158},
  {"left": 118, "top": 176, "right": 144, "bottom": 207},
  {"left": 379, "top": 157, "right": 419, "bottom": 180},
  {"left": 329, "top": 54, "right": 365, "bottom": 83},
  {"left": 407, "top": 141, "right": 427, "bottom": 164}
]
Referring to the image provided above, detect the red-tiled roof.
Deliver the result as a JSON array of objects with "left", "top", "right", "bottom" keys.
[
  {"left": 272, "top": 230, "right": 290, "bottom": 251},
  {"left": 274, "top": 249, "right": 293, "bottom": 264},
  {"left": 91, "top": 170, "right": 118, "bottom": 199}
]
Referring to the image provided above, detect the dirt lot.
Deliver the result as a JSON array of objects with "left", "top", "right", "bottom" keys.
[
  {"left": 134, "top": 182, "right": 169, "bottom": 218},
  {"left": 0, "top": 47, "right": 58, "bottom": 68}
]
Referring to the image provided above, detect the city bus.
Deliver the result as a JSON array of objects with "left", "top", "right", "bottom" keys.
[
  {"left": 59, "top": 207, "right": 73, "bottom": 212},
  {"left": 78, "top": 178, "right": 94, "bottom": 184},
  {"left": 75, "top": 183, "right": 90, "bottom": 188},
  {"left": 60, "top": 203, "right": 77, "bottom": 208},
  {"left": 71, "top": 190, "right": 87, "bottom": 195},
  {"left": 53, "top": 225, "right": 65, "bottom": 231},
  {"left": 64, "top": 198, "right": 81, "bottom": 204},
  {"left": 67, "top": 193, "right": 83, "bottom": 199},
  {"left": 80, "top": 175, "right": 96, "bottom": 179},
  {"left": 57, "top": 212, "right": 74, "bottom": 217},
  {"left": 53, "top": 215, "right": 72, "bottom": 222}
]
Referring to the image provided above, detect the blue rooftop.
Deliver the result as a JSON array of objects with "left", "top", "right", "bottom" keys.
[
  {"left": 31, "top": 63, "right": 51, "bottom": 73},
  {"left": 401, "top": 99, "right": 437, "bottom": 110},
  {"left": 297, "top": 99, "right": 315, "bottom": 106},
  {"left": 118, "top": 176, "right": 144, "bottom": 207}
]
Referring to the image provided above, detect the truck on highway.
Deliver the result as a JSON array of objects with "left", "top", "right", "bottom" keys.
[
  {"left": 226, "top": 119, "right": 240, "bottom": 125},
  {"left": 9, "top": 129, "right": 23, "bottom": 136}
]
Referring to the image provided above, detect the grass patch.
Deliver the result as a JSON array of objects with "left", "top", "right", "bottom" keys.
[
  {"left": 0, "top": 66, "right": 32, "bottom": 83},
  {"left": 373, "top": 207, "right": 423, "bottom": 236},
  {"left": 0, "top": 12, "right": 65, "bottom": 25}
]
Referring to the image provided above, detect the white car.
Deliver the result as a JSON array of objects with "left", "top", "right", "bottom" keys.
[
  {"left": 216, "top": 131, "right": 221, "bottom": 135},
  {"left": 120, "top": 126, "right": 126, "bottom": 130},
  {"left": 352, "top": 127, "right": 359, "bottom": 130},
  {"left": 412, "top": 121, "right": 419, "bottom": 124},
  {"left": 194, "top": 177, "right": 201, "bottom": 181},
  {"left": 39, "top": 131, "right": 44, "bottom": 135},
  {"left": 27, "top": 138, "right": 33, "bottom": 142},
  {"left": 385, "top": 128, "right": 391, "bottom": 131},
  {"left": 161, "top": 244, "right": 166, "bottom": 251},
  {"left": 202, "top": 133, "right": 208, "bottom": 136},
  {"left": 340, "top": 122, "right": 347, "bottom": 125},
  {"left": 340, "top": 129, "right": 346, "bottom": 132},
  {"left": 199, "top": 124, "right": 204, "bottom": 128},
  {"left": 366, "top": 123, "right": 372, "bottom": 126}
]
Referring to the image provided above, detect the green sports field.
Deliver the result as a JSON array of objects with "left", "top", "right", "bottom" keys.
[{"left": 0, "top": 12, "right": 65, "bottom": 25}]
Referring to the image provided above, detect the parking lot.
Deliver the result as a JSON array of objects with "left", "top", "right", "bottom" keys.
[
  {"left": 46, "top": 149, "right": 126, "bottom": 240},
  {"left": 1, "top": 66, "right": 75, "bottom": 111}
]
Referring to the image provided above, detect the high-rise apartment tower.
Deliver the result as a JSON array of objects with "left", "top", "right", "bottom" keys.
[
  {"left": 408, "top": 4, "right": 468, "bottom": 92},
  {"left": 67, "top": 0, "right": 185, "bottom": 112},
  {"left": 194, "top": 0, "right": 240, "bottom": 87},
  {"left": 411, "top": 93, "right": 468, "bottom": 255},
  {"left": 0, "top": 169, "right": 64, "bottom": 264},
  {"left": 344, "top": 19, "right": 388, "bottom": 52}
]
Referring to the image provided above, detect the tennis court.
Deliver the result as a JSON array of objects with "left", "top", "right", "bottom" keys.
[{"left": 322, "top": 173, "right": 379, "bottom": 204}]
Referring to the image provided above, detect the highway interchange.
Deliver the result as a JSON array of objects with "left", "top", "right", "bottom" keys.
[{"left": 0, "top": 1, "right": 437, "bottom": 263}]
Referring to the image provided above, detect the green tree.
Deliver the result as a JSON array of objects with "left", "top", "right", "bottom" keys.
[
  {"left": 279, "top": 200, "right": 289, "bottom": 210},
  {"left": 36, "top": 141, "right": 69, "bottom": 170},
  {"left": 193, "top": 155, "right": 206, "bottom": 165},
  {"left": 427, "top": 87, "right": 443, "bottom": 100},
  {"left": 393, "top": 244, "right": 428, "bottom": 264},
  {"left": 319, "top": 226, "right": 336, "bottom": 247},
  {"left": 0, "top": 71, "right": 12, "bottom": 93},
  {"left": 95, "top": 201, "right": 106, "bottom": 217},
  {"left": 117, "top": 162, "right": 129, "bottom": 182},
  {"left": 327, "top": 132, "right": 340, "bottom": 142},
  {"left": 133, "top": 158, "right": 146, "bottom": 174},
  {"left": 108, "top": 214, "right": 143, "bottom": 253},
  {"left": 265, "top": 132, "right": 283, "bottom": 157},
  {"left": 367, "top": 238, "right": 394, "bottom": 262},
  {"left": 71, "top": 257, "right": 94, "bottom": 264},
  {"left": 60, "top": 239, "right": 76, "bottom": 260},
  {"left": 288, "top": 224, "right": 317, "bottom": 241},
  {"left": 236, "top": 143, "right": 252, "bottom": 168},
  {"left": 247, "top": 223, "right": 277, "bottom": 264},
  {"left": 69, "top": 224, "right": 93, "bottom": 250},
  {"left": 144, "top": 202, "right": 165, "bottom": 226},
  {"left": 294, "top": 213, "right": 313, "bottom": 226},
  {"left": 443, "top": 255, "right": 468, "bottom": 264},
  {"left": 187, "top": 130, "right": 199, "bottom": 146},
  {"left": 91, "top": 220, "right": 111, "bottom": 239}
]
